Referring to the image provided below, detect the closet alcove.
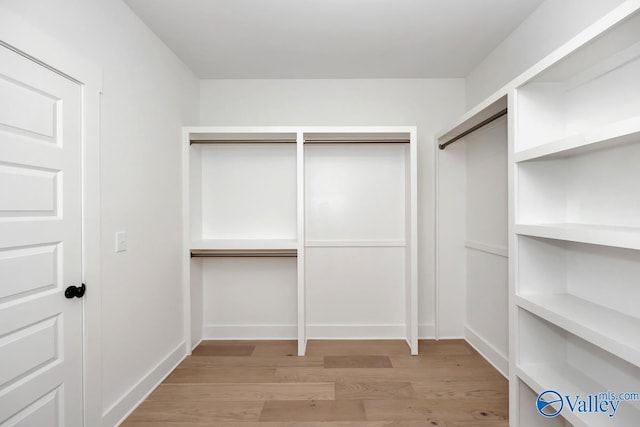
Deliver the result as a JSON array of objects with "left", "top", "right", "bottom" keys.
[{"left": 182, "top": 127, "right": 418, "bottom": 356}]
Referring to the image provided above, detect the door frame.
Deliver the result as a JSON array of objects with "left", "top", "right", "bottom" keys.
[{"left": 0, "top": 8, "right": 103, "bottom": 427}]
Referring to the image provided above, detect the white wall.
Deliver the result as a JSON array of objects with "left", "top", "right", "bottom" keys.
[
  {"left": 436, "top": 142, "right": 467, "bottom": 338},
  {"left": 464, "top": 116, "right": 508, "bottom": 376},
  {"left": 1, "top": 0, "right": 199, "bottom": 424},
  {"left": 465, "top": 0, "right": 626, "bottom": 108},
  {"left": 200, "top": 78, "right": 465, "bottom": 338}
]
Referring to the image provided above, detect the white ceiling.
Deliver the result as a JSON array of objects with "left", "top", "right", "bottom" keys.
[{"left": 124, "top": 0, "right": 545, "bottom": 79}]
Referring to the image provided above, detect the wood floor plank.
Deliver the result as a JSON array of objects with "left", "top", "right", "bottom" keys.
[
  {"left": 260, "top": 400, "right": 367, "bottom": 422},
  {"left": 275, "top": 367, "right": 502, "bottom": 383},
  {"left": 165, "top": 367, "right": 276, "bottom": 383},
  {"left": 325, "top": 355, "right": 392, "bottom": 368},
  {"left": 147, "top": 383, "right": 335, "bottom": 401},
  {"left": 180, "top": 355, "right": 324, "bottom": 368},
  {"left": 191, "top": 343, "right": 255, "bottom": 356},
  {"left": 306, "top": 340, "right": 411, "bottom": 356},
  {"left": 122, "top": 400, "right": 263, "bottom": 423},
  {"left": 372, "top": 421, "right": 448, "bottom": 427},
  {"left": 363, "top": 398, "right": 508, "bottom": 422},
  {"left": 417, "top": 340, "right": 474, "bottom": 356},
  {"left": 411, "top": 379, "right": 508, "bottom": 400},
  {"left": 335, "top": 382, "right": 417, "bottom": 400},
  {"left": 251, "top": 340, "right": 299, "bottom": 356},
  {"left": 389, "top": 354, "right": 497, "bottom": 369}
]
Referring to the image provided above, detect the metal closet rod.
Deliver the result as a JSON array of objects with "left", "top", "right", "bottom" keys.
[
  {"left": 438, "top": 108, "right": 508, "bottom": 150},
  {"left": 190, "top": 140, "right": 296, "bottom": 144},
  {"left": 191, "top": 251, "right": 297, "bottom": 258},
  {"left": 304, "top": 139, "right": 409, "bottom": 144},
  {"left": 190, "top": 139, "right": 410, "bottom": 145}
]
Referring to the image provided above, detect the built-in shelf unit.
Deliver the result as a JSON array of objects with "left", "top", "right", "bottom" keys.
[
  {"left": 511, "top": 3, "right": 640, "bottom": 425},
  {"left": 182, "top": 126, "right": 418, "bottom": 356}
]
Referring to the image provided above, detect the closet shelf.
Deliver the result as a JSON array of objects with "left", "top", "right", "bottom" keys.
[
  {"left": 515, "top": 223, "right": 640, "bottom": 250},
  {"left": 517, "top": 294, "right": 640, "bottom": 368},
  {"left": 188, "top": 130, "right": 297, "bottom": 144},
  {"left": 514, "top": 116, "right": 640, "bottom": 162},
  {"left": 190, "top": 239, "right": 298, "bottom": 251},
  {"left": 517, "top": 363, "right": 640, "bottom": 427}
]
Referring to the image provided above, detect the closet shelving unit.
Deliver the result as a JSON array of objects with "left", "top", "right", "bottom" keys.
[
  {"left": 183, "top": 129, "right": 301, "bottom": 353},
  {"left": 434, "top": 1, "right": 640, "bottom": 425},
  {"left": 182, "top": 126, "right": 418, "bottom": 356},
  {"left": 511, "top": 3, "right": 640, "bottom": 426}
]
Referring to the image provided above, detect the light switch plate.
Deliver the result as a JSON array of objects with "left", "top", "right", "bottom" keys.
[{"left": 115, "top": 231, "right": 127, "bottom": 252}]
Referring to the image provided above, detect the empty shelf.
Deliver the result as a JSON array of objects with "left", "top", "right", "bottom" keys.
[
  {"left": 515, "top": 223, "right": 640, "bottom": 251},
  {"left": 517, "top": 293, "right": 640, "bottom": 368}
]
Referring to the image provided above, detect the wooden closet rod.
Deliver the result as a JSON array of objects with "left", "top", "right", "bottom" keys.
[{"left": 438, "top": 108, "right": 507, "bottom": 150}]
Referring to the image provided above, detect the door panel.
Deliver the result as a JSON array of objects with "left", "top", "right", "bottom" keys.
[
  {"left": 0, "top": 244, "right": 59, "bottom": 302},
  {"left": 0, "top": 45, "right": 83, "bottom": 426},
  {"left": 0, "top": 163, "right": 58, "bottom": 213},
  {"left": 0, "top": 74, "right": 57, "bottom": 139},
  {"left": 3, "top": 389, "right": 61, "bottom": 427}
]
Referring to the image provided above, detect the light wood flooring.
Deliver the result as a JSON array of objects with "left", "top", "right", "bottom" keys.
[{"left": 123, "top": 340, "right": 508, "bottom": 426}]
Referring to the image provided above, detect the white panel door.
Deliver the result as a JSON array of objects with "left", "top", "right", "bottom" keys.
[{"left": 0, "top": 45, "right": 83, "bottom": 426}]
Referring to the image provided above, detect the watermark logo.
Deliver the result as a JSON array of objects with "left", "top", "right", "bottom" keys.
[
  {"left": 536, "top": 390, "right": 640, "bottom": 418},
  {"left": 537, "top": 390, "right": 563, "bottom": 417}
]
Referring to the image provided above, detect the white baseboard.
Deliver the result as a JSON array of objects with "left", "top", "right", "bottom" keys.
[
  {"left": 191, "top": 338, "right": 203, "bottom": 352},
  {"left": 203, "top": 324, "right": 297, "bottom": 339},
  {"left": 201, "top": 323, "right": 437, "bottom": 343},
  {"left": 464, "top": 325, "right": 508, "bottom": 378},
  {"left": 436, "top": 325, "right": 465, "bottom": 339},
  {"left": 307, "top": 324, "right": 405, "bottom": 339},
  {"left": 418, "top": 323, "right": 435, "bottom": 338},
  {"left": 104, "top": 342, "right": 186, "bottom": 427},
  {"left": 202, "top": 323, "right": 437, "bottom": 340}
]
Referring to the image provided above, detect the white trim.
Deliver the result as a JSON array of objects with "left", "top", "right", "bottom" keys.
[
  {"left": 464, "top": 325, "right": 509, "bottom": 379},
  {"left": 507, "top": 88, "right": 519, "bottom": 427},
  {"left": 436, "top": 334, "right": 465, "bottom": 340},
  {"left": 307, "top": 324, "right": 407, "bottom": 339},
  {"left": 191, "top": 338, "right": 203, "bottom": 352},
  {"left": 296, "top": 131, "right": 306, "bottom": 356},
  {"left": 433, "top": 138, "right": 440, "bottom": 341},
  {"left": 103, "top": 342, "right": 186, "bottom": 427},
  {"left": 203, "top": 324, "right": 423, "bottom": 340},
  {"left": 201, "top": 323, "right": 437, "bottom": 341},
  {"left": 81, "top": 62, "right": 103, "bottom": 427},
  {"left": 408, "top": 128, "right": 419, "bottom": 355},
  {"left": 181, "top": 128, "right": 192, "bottom": 355},
  {"left": 204, "top": 324, "right": 298, "bottom": 340},
  {"left": 0, "top": 8, "right": 103, "bottom": 427},
  {"left": 464, "top": 240, "right": 508, "bottom": 257},
  {"left": 184, "top": 125, "right": 417, "bottom": 134},
  {"left": 436, "top": 96, "right": 508, "bottom": 143}
]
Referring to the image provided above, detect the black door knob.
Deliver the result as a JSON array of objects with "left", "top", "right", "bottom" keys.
[{"left": 65, "top": 283, "right": 86, "bottom": 299}]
